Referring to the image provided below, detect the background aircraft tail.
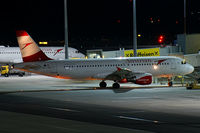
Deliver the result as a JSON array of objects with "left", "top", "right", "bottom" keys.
[{"left": 16, "top": 30, "right": 52, "bottom": 62}]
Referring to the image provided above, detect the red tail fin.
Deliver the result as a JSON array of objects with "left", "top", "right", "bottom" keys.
[{"left": 16, "top": 30, "right": 52, "bottom": 62}]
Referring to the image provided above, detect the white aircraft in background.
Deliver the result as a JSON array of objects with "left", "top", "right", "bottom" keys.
[
  {"left": 0, "top": 45, "right": 85, "bottom": 63},
  {"left": 14, "top": 30, "right": 194, "bottom": 88}
]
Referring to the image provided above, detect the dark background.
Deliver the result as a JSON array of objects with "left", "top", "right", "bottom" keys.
[{"left": 0, "top": 0, "right": 200, "bottom": 51}]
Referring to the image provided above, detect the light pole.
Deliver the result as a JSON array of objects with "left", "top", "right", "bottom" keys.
[
  {"left": 133, "top": 0, "right": 137, "bottom": 57},
  {"left": 64, "top": 0, "right": 69, "bottom": 59},
  {"left": 184, "top": 0, "right": 187, "bottom": 54},
  {"left": 184, "top": 0, "right": 187, "bottom": 35}
]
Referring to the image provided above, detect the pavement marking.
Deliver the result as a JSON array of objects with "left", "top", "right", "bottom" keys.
[
  {"left": 120, "top": 111, "right": 146, "bottom": 113},
  {"left": 116, "top": 116, "right": 161, "bottom": 124},
  {"left": 48, "top": 107, "right": 81, "bottom": 113}
]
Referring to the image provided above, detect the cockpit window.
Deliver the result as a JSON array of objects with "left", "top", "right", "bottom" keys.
[{"left": 181, "top": 59, "right": 186, "bottom": 64}]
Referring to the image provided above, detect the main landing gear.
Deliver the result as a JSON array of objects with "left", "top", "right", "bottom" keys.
[
  {"left": 112, "top": 82, "right": 120, "bottom": 89},
  {"left": 99, "top": 81, "right": 120, "bottom": 89},
  {"left": 168, "top": 78, "right": 173, "bottom": 87},
  {"left": 99, "top": 81, "right": 107, "bottom": 88}
]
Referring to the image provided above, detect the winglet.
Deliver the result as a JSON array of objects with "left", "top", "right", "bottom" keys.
[{"left": 16, "top": 30, "right": 52, "bottom": 62}]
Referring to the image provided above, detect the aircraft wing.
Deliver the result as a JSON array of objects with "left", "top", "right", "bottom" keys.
[
  {"left": 92, "top": 67, "right": 133, "bottom": 80},
  {"left": 104, "top": 67, "right": 152, "bottom": 85},
  {"left": 0, "top": 62, "right": 15, "bottom": 66},
  {"left": 0, "top": 59, "right": 22, "bottom": 65},
  {"left": 105, "top": 67, "right": 133, "bottom": 81}
]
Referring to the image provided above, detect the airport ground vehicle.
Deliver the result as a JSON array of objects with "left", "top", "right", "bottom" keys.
[
  {"left": 0, "top": 65, "right": 25, "bottom": 77},
  {"left": 186, "top": 81, "right": 200, "bottom": 89}
]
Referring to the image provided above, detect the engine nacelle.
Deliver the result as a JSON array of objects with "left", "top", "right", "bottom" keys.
[
  {"left": 119, "top": 73, "right": 152, "bottom": 85},
  {"left": 125, "top": 73, "right": 152, "bottom": 85},
  {"left": 119, "top": 78, "right": 128, "bottom": 83}
]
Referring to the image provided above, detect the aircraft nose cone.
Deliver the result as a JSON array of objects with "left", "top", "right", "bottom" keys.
[{"left": 188, "top": 65, "right": 194, "bottom": 74}]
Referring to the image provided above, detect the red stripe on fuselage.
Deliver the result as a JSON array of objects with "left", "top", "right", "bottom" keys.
[{"left": 23, "top": 50, "right": 52, "bottom": 62}]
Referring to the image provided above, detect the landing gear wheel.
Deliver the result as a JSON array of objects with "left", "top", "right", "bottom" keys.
[
  {"left": 18, "top": 73, "right": 24, "bottom": 77},
  {"left": 168, "top": 78, "right": 173, "bottom": 87},
  {"left": 99, "top": 81, "right": 107, "bottom": 88},
  {"left": 112, "top": 82, "right": 120, "bottom": 89},
  {"left": 4, "top": 74, "right": 9, "bottom": 77},
  {"left": 168, "top": 81, "right": 173, "bottom": 87}
]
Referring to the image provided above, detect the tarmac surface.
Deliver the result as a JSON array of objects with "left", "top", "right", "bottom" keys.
[{"left": 1, "top": 75, "right": 200, "bottom": 133}]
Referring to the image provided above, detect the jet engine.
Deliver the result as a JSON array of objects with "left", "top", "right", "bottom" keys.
[
  {"left": 119, "top": 78, "right": 128, "bottom": 83},
  {"left": 119, "top": 73, "right": 152, "bottom": 85},
  {"left": 135, "top": 75, "right": 152, "bottom": 85}
]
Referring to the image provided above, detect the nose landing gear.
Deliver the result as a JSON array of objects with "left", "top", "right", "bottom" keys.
[{"left": 168, "top": 78, "right": 173, "bottom": 87}]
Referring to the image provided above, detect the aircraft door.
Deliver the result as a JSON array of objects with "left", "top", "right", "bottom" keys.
[{"left": 170, "top": 60, "right": 176, "bottom": 70}]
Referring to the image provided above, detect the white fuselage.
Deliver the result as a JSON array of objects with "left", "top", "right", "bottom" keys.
[
  {"left": 15, "top": 56, "right": 194, "bottom": 80},
  {"left": 0, "top": 47, "right": 85, "bottom": 63}
]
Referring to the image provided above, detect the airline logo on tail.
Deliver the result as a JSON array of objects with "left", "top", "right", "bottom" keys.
[
  {"left": 22, "top": 42, "right": 33, "bottom": 50},
  {"left": 54, "top": 48, "right": 63, "bottom": 56},
  {"left": 16, "top": 30, "right": 52, "bottom": 62}
]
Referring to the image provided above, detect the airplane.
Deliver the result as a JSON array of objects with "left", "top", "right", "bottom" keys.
[
  {"left": 14, "top": 30, "right": 194, "bottom": 88},
  {"left": 0, "top": 45, "right": 85, "bottom": 63}
]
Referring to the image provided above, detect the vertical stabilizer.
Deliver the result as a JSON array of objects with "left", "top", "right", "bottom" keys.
[{"left": 16, "top": 30, "right": 51, "bottom": 62}]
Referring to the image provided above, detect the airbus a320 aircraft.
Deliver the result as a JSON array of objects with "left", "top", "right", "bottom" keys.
[
  {"left": 0, "top": 45, "right": 85, "bottom": 63},
  {"left": 14, "top": 30, "right": 194, "bottom": 88}
]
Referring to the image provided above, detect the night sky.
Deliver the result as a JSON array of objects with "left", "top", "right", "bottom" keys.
[{"left": 0, "top": 0, "right": 200, "bottom": 50}]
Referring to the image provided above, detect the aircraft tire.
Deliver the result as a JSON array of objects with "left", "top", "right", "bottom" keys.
[
  {"left": 168, "top": 81, "right": 173, "bottom": 87},
  {"left": 4, "top": 74, "right": 9, "bottom": 77},
  {"left": 112, "top": 82, "right": 120, "bottom": 89},
  {"left": 99, "top": 81, "right": 107, "bottom": 88},
  {"left": 18, "top": 73, "right": 24, "bottom": 77}
]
